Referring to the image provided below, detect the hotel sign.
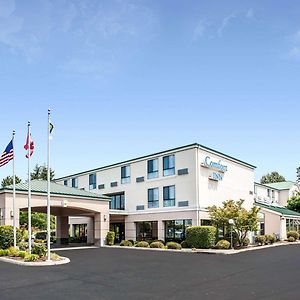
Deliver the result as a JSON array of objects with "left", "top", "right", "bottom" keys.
[{"left": 202, "top": 156, "right": 228, "bottom": 181}]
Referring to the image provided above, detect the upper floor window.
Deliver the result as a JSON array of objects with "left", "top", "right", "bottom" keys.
[
  {"left": 71, "top": 177, "right": 78, "bottom": 188},
  {"left": 147, "top": 159, "right": 158, "bottom": 179},
  {"left": 163, "top": 185, "right": 175, "bottom": 207},
  {"left": 89, "top": 173, "right": 96, "bottom": 189},
  {"left": 267, "top": 189, "right": 270, "bottom": 197},
  {"left": 148, "top": 188, "right": 159, "bottom": 208},
  {"left": 64, "top": 180, "right": 68, "bottom": 186},
  {"left": 121, "top": 165, "right": 131, "bottom": 184},
  {"left": 271, "top": 190, "right": 275, "bottom": 199},
  {"left": 163, "top": 155, "right": 175, "bottom": 176},
  {"left": 109, "top": 193, "right": 125, "bottom": 210}
]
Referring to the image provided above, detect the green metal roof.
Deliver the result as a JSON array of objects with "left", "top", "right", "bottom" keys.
[
  {"left": 255, "top": 202, "right": 300, "bottom": 217},
  {"left": 264, "top": 181, "right": 297, "bottom": 190},
  {"left": 0, "top": 180, "right": 110, "bottom": 201},
  {"left": 55, "top": 143, "right": 256, "bottom": 181}
]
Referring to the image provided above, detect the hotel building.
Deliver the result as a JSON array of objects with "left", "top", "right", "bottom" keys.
[{"left": 55, "top": 143, "right": 257, "bottom": 243}]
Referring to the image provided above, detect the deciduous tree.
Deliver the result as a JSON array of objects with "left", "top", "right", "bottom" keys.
[
  {"left": 208, "top": 200, "right": 260, "bottom": 247},
  {"left": 260, "top": 171, "right": 285, "bottom": 184}
]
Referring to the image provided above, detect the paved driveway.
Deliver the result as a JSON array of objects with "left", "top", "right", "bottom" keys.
[{"left": 0, "top": 245, "right": 300, "bottom": 300}]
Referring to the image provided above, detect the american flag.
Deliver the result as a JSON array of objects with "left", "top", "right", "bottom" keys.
[{"left": 0, "top": 140, "right": 14, "bottom": 167}]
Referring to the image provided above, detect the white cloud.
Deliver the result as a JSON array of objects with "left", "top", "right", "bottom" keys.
[
  {"left": 193, "top": 19, "right": 207, "bottom": 41},
  {"left": 288, "top": 47, "right": 300, "bottom": 60},
  {"left": 246, "top": 8, "right": 254, "bottom": 19},
  {"left": 0, "top": 0, "right": 158, "bottom": 73},
  {"left": 217, "top": 13, "right": 236, "bottom": 37}
]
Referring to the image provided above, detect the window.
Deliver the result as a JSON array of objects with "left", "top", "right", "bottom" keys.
[
  {"left": 271, "top": 190, "right": 275, "bottom": 199},
  {"left": 148, "top": 188, "right": 159, "bottom": 208},
  {"left": 136, "top": 221, "right": 158, "bottom": 241},
  {"left": 267, "top": 189, "right": 270, "bottom": 197},
  {"left": 71, "top": 177, "right": 78, "bottom": 188},
  {"left": 109, "top": 193, "right": 125, "bottom": 210},
  {"left": 165, "top": 219, "right": 192, "bottom": 242},
  {"left": 121, "top": 165, "right": 130, "bottom": 184},
  {"left": 147, "top": 159, "right": 158, "bottom": 179},
  {"left": 163, "top": 155, "right": 175, "bottom": 176},
  {"left": 163, "top": 185, "right": 175, "bottom": 207},
  {"left": 63, "top": 180, "right": 68, "bottom": 186},
  {"left": 89, "top": 173, "right": 96, "bottom": 189}
]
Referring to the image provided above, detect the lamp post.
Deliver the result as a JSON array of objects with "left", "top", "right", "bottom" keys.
[{"left": 228, "top": 219, "right": 234, "bottom": 249}]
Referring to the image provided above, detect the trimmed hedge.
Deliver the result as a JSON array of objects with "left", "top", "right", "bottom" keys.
[
  {"left": 106, "top": 231, "right": 115, "bottom": 246},
  {"left": 166, "top": 242, "right": 182, "bottom": 250},
  {"left": 215, "top": 239, "right": 230, "bottom": 249},
  {"left": 135, "top": 241, "right": 149, "bottom": 248},
  {"left": 120, "top": 240, "right": 133, "bottom": 247},
  {"left": 255, "top": 235, "right": 266, "bottom": 245},
  {"left": 0, "top": 225, "right": 22, "bottom": 249},
  {"left": 265, "top": 234, "right": 276, "bottom": 245},
  {"left": 180, "top": 240, "right": 189, "bottom": 248},
  {"left": 150, "top": 241, "right": 164, "bottom": 249},
  {"left": 288, "top": 236, "right": 295, "bottom": 242},
  {"left": 287, "top": 231, "right": 299, "bottom": 240},
  {"left": 186, "top": 226, "right": 217, "bottom": 249}
]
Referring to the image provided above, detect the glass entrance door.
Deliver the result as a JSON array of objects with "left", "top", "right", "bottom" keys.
[{"left": 110, "top": 223, "right": 125, "bottom": 244}]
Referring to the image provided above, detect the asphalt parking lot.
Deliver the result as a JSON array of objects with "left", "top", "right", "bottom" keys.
[{"left": 0, "top": 245, "right": 300, "bottom": 300}]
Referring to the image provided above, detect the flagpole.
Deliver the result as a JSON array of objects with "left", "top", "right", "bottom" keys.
[
  {"left": 12, "top": 130, "right": 16, "bottom": 248},
  {"left": 47, "top": 109, "right": 51, "bottom": 261},
  {"left": 27, "top": 121, "right": 32, "bottom": 254}
]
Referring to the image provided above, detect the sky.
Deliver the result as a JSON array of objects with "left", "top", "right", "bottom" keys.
[{"left": 0, "top": 0, "right": 299, "bottom": 183}]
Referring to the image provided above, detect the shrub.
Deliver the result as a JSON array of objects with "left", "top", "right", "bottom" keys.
[
  {"left": 0, "top": 225, "right": 22, "bottom": 249},
  {"left": 7, "top": 246, "right": 19, "bottom": 257},
  {"left": 135, "top": 241, "right": 149, "bottom": 248},
  {"left": 18, "top": 251, "right": 27, "bottom": 259},
  {"left": 243, "top": 237, "right": 250, "bottom": 247},
  {"left": 186, "top": 226, "right": 217, "bottom": 249},
  {"left": 288, "top": 236, "right": 295, "bottom": 242},
  {"left": 128, "top": 240, "right": 135, "bottom": 245},
  {"left": 24, "top": 253, "right": 39, "bottom": 262},
  {"left": 0, "top": 249, "right": 9, "bottom": 256},
  {"left": 106, "top": 231, "right": 115, "bottom": 246},
  {"left": 215, "top": 239, "right": 231, "bottom": 249},
  {"left": 50, "top": 252, "right": 61, "bottom": 261},
  {"left": 120, "top": 240, "right": 133, "bottom": 247},
  {"left": 32, "top": 243, "right": 47, "bottom": 257},
  {"left": 265, "top": 234, "right": 276, "bottom": 245},
  {"left": 150, "top": 241, "right": 164, "bottom": 249},
  {"left": 166, "top": 242, "right": 182, "bottom": 250},
  {"left": 255, "top": 235, "right": 266, "bottom": 245},
  {"left": 153, "top": 239, "right": 165, "bottom": 245},
  {"left": 21, "top": 229, "right": 29, "bottom": 242},
  {"left": 181, "top": 240, "right": 189, "bottom": 248},
  {"left": 287, "top": 231, "right": 299, "bottom": 240},
  {"left": 18, "top": 242, "right": 28, "bottom": 251}
]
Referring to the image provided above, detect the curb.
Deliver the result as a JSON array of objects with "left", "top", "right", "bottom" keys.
[
  {"left": 102, "top": 241, "right": 300, "bottom": 255},
  {"left": 0, "top": 256, "right": 70, "bottom": 267}
]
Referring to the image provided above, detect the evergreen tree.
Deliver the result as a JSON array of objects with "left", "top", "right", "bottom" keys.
[{"left": 1, "top": 175, "right": 22, "bottom": 188}]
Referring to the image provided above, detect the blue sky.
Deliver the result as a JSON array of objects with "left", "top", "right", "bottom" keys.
[{"left": 0, "top": 0, "right": 299, "bottom": 182}]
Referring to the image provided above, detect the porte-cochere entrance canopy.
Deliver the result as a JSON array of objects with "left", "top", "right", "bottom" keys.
[{"left": 0, "top": 180, "right": 110, "bottom": 246}]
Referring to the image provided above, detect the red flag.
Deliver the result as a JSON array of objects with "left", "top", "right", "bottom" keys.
[{"left": 24, "top": 133, "right": 34, "bottom": 158}]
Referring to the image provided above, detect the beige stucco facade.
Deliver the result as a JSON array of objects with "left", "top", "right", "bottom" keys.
[
  {"left": 56, "top": 143, "right": 256, "bottom": 242},
  {"left": 0, "top": 187, "right": 110, "bottom": 246}
]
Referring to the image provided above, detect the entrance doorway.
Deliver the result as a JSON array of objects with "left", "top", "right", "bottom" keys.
[{"left": 110, "top": 223, "right": 125, "bottom": 244}]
